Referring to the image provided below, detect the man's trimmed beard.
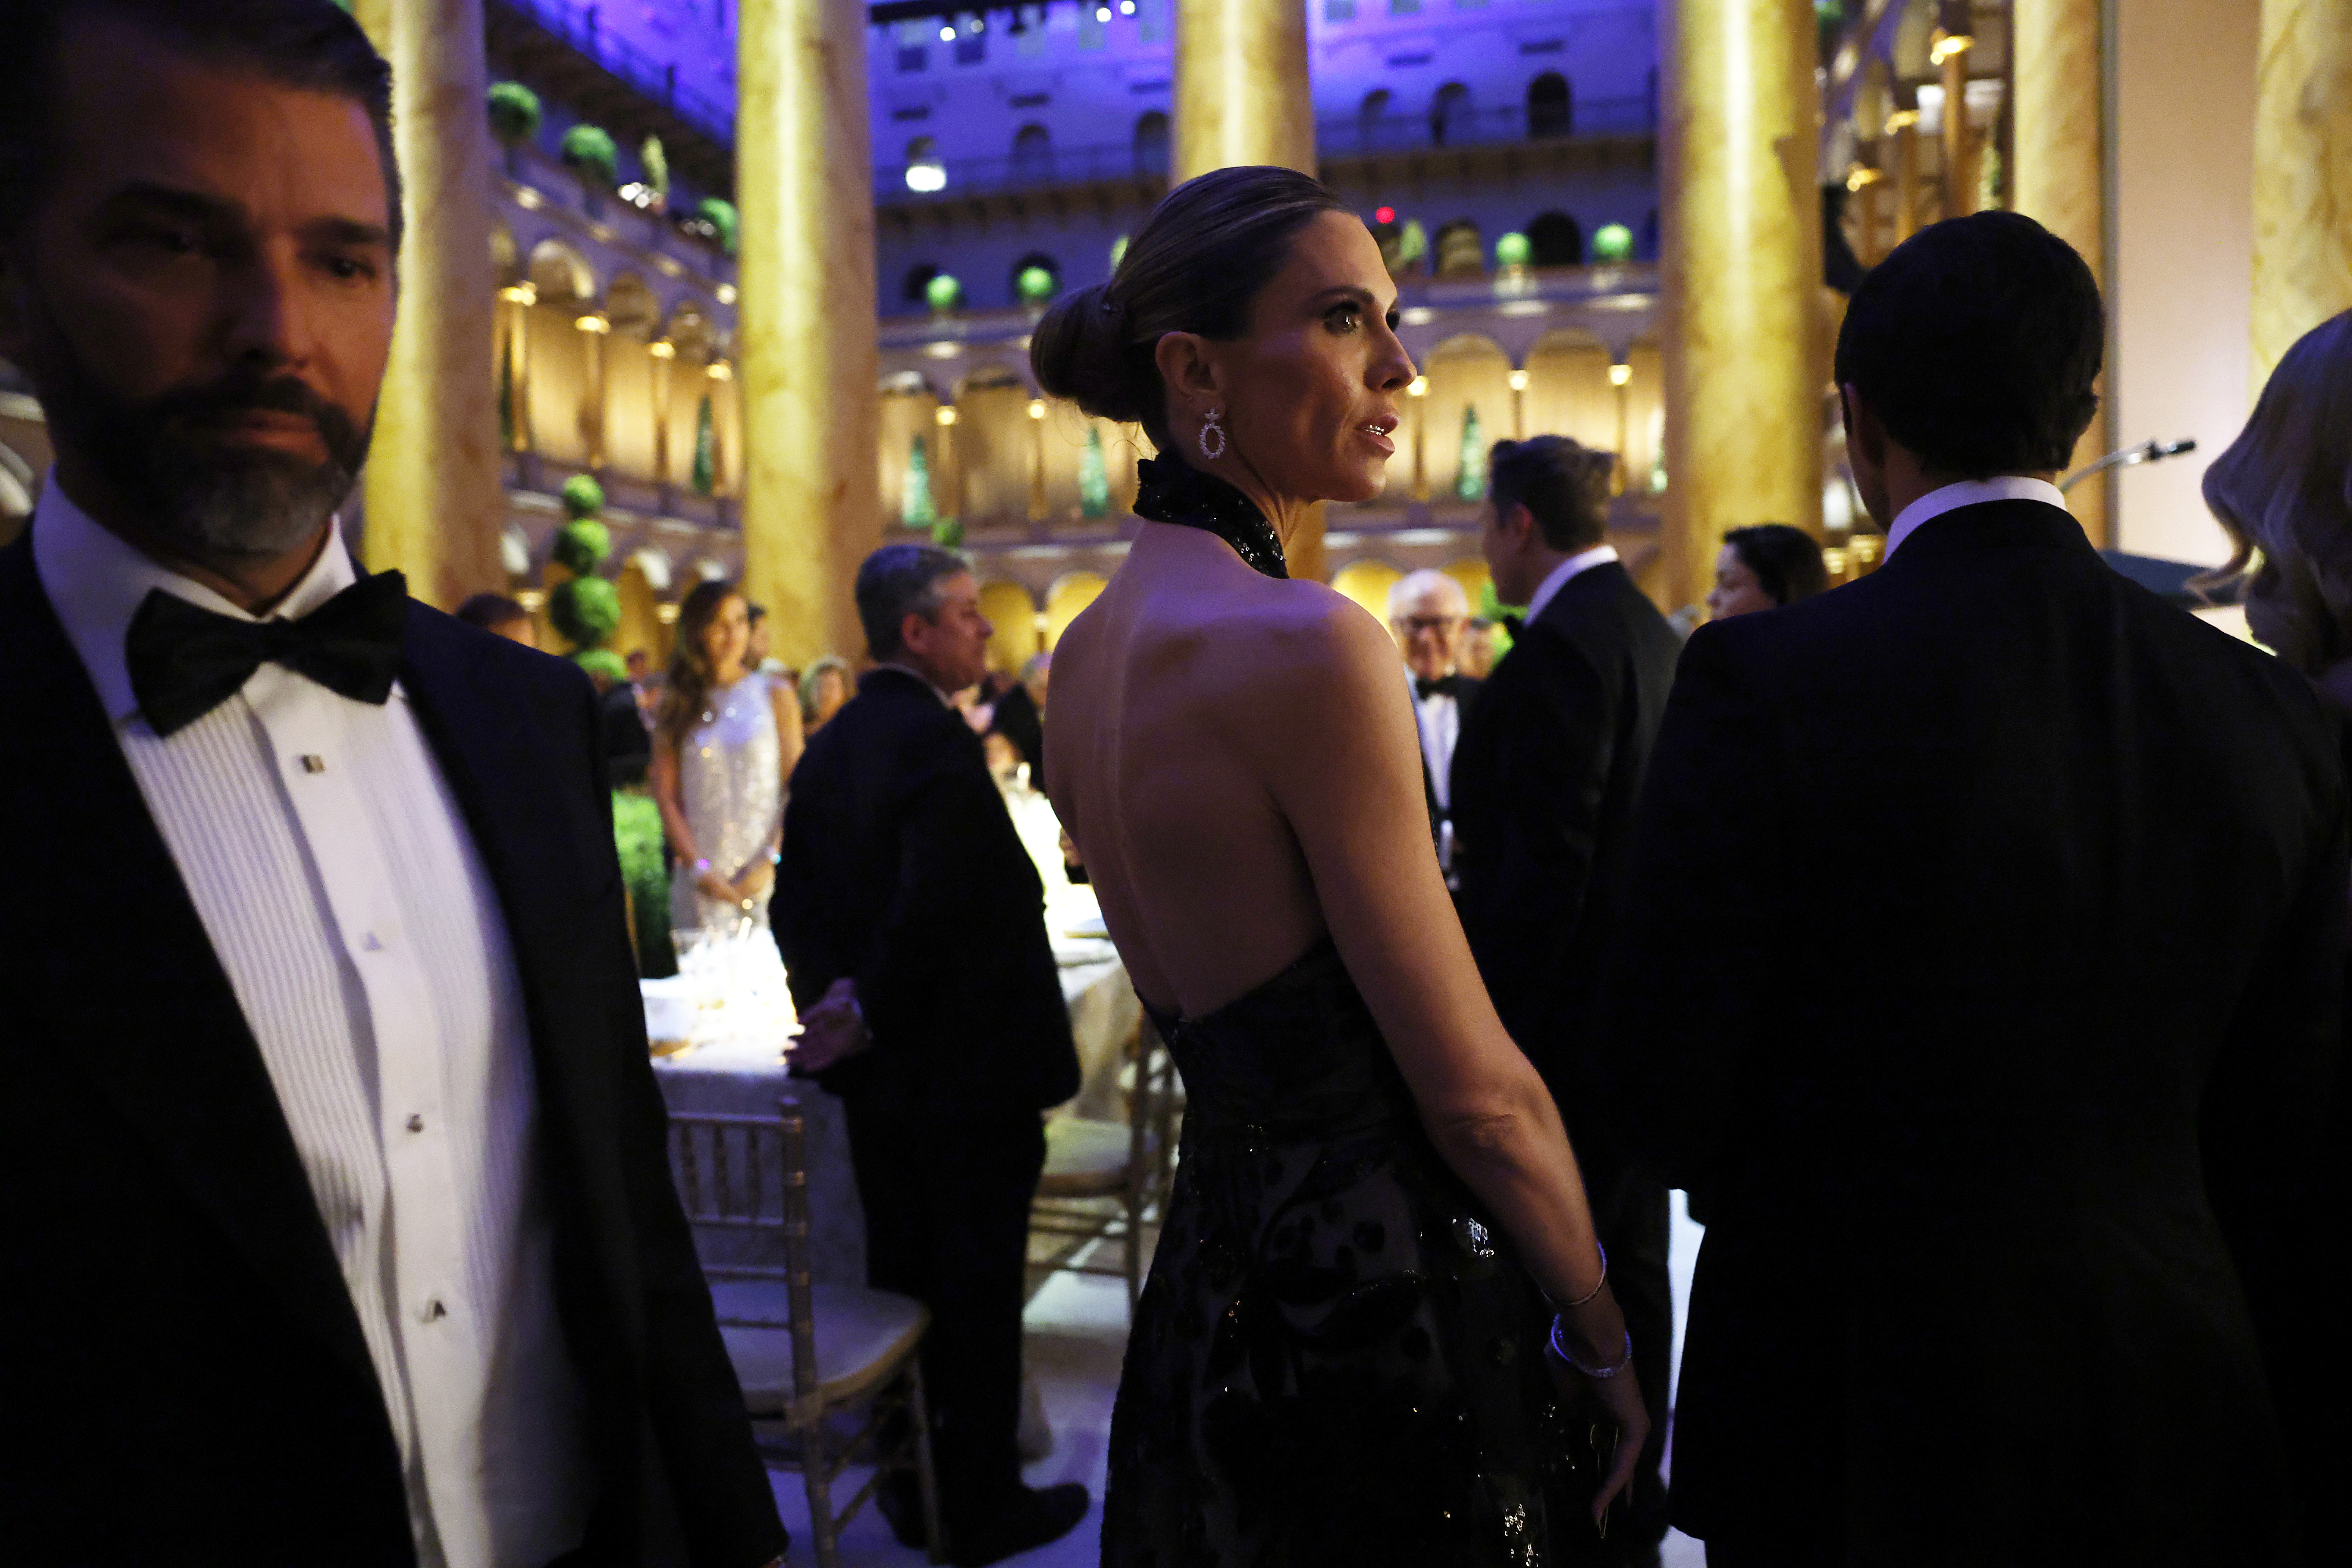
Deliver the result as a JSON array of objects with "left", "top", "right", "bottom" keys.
[{"left": 18, "top": 289, "right": 372, "bottom": 559}]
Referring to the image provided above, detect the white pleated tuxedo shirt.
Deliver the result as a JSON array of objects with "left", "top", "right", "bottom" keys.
[{"left": 32, "top": 482, "right": 588, "bottom": 1568}]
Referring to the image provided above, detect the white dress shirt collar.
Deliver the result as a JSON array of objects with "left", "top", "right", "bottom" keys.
[
  {"left": 1523, "top": 542, "right": 1621, "bottom": 625},
  {"left": 30, "top": 472, "right": 360, "bottom": 728},
  {"left": 1881, "top": 475, "right": 2068, "bottom": 561}
]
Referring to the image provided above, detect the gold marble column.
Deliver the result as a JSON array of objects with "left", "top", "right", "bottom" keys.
[
  {"left": 1888, "top": 107, "right": 1922, "bottom": 244},
  {"left": 1174, "top": 0, "right": 1324, "bottom": 581},
  {"left": 499, "top": 283, "right": 536, "bottom": 454},
  {"left": 1661, "top": 0, "right": 1823, "bottom": 613},
  {"left": 1173, "top": 0, "right": 1314, "bottom": 180},
  {"left": 737, "top": 0, "right": 881, "bottom": 667},
  {"left": 354, "top": 0, "right": 505, "bottom": 608},
  {"left": 2252, "top": 0, "right": 2352, "bottom": 385},
  {"left": 2011, "top": 0, "right": 2109, "bottom": 541},
  {"left": 1937, "top": 32, "right": 1977, "bottom": 218}
]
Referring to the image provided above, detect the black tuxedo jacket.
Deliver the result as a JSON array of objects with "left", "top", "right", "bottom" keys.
[
  {"left": 1603, "top": 501, "right": 2348, "bottom": 1562},
  {"left": 1450, "top": 559, "right": 1681, "bottom": 1148},
  {"left": 0, "top": 537, "right": 784, "bottom": 1566},
  {"left": 775, "top": 668, "right": 1079, "bottom": 1118}
]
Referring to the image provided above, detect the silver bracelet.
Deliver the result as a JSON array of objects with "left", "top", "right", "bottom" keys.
[
  {"left": 1549, "top": 1318, "right": 1632, "bottom": 1379},
  {"left": 1542, "top": 1242, "right": 1608, "bottom": 1313}
]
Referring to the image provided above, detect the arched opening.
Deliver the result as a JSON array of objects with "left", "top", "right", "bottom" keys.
[
  {"left": 902, "top": 261, "right": 941, "bottom": 305},
  {"left": 1044, "top": 572, "right": 1108, "bottom": 652},
  {"left": 1330, "top": 559, "right": 1402, "bottom": 622},
  {"left": 1433, "top": 219, "right": 1485, "bottom": 279},
  {"left": 1357, "top": 87, "right": 1393, "bottom": 152},
  {"left": 526, "top": 238, "right": 598, "bottom": 305},
  {"left": 1132, "top": 110, "right": 1169, "bottom": 176},
  {"left": 1428, "top": 82, "right": 1470, "bottom": 147},
  {"left": 1011, "top": 250, "right": 1061, "bottom": 306},
  {"left": 1527, "top": 210, "right": 1583, "bottom": 266},
  {"left": 904, "top": 134, "right": 946, "bottom": 194},
  {"left": 1010, "top": 123, "right": 1054, "bottom": 183},
  {"left": 1526, "top": 71, "right": 1572, "bottom": 138}
]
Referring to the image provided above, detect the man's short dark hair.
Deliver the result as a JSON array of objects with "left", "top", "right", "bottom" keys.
[
  {"left": 1490, "top": 435, "right": 1613, "bottom": 552},
  {"left": 454, "top": 592, "right": 528, "bottom": 631},
  {"left": 856, "top": 543, "right": 968, "bottom": 662},
  {"left": 1723, "top": 524, "right": 1829, "bottom": 606},
  {"left": 0, "top": 0, "right": 402, "bottom": 252},
  {"left": 1833, "top": 211, "right": 2101, "bottom": 477}
]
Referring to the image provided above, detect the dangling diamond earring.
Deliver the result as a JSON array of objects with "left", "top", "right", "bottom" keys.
[{"left": 1198, "top": 406, "right": 1227, "bottom": 461}]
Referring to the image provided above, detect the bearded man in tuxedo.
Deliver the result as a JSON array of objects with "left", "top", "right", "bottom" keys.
[
  {"left": 0, "top": 3, "right": 785, "bottom": 1563},
  {"left": 1387, "top": 567, "right": 1479, "bottom": 882}
]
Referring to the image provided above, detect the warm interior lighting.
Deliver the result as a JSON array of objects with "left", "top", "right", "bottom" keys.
[
  {"left": 1608, "top": 362, "right": 1632, "bottom": 387},
  {"left": 1028, "top": 400, "right": 1047, "bottom": 419},
  {"left": 715, "top": 283, "right": 738, "bottom": 305},
  {"left": 575, "top": 313, "right": 610, "bottom": 334},
  {"left": 939, "top": 24, "right": 955, "bottom": 40},
  {"left": 1884, "top": 109, "right": 1920, "bottom": 132},
  {"left": 707, "top": 360, "right": 733, "bottom": 381},
  {"left": 936, "top": 405, "right": 959, "bottom": 426},
  {"left": 1507, "top": 369, "right": 1530, "bottom": 392},
  {"left": 905, "top": 162, "right": 948, "bottom": 194},
  {"left": 1094, "top": 5, "right": 1111, "bottom": 19},
  {"left": 655, "top": 603, "right": 681, "bottom": 625},
  {"left": 498, "top": 282, "right": 538, "bottom": 306},
  {"left": 649, "top": 339, "right": 677, "bottom": 359},
  {"left": 514, "top": 187, "right": 544, "bottom": 211},
  {"left": 1929, "top": 31, "right": 1972, "bottom": 65},
  {"left": 1407, "top": 376, "right": 1428, "bottom": 397},
  {"left": 1845, "top": 166, "right": 1885, "bottom": 192}
]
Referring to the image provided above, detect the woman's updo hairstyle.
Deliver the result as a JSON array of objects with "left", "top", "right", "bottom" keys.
[{"left": 1031, "top": 165, "right": 1348, "bottom": 454}]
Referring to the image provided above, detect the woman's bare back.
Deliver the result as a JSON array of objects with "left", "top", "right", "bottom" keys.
[{"left": 1045, "top": 523, "right": 1356, "bottom": 1017}]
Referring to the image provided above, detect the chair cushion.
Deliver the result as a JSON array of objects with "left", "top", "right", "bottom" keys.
[
  {"left": 708, "top": 1279, "right": 927, "bottom": 1416},
  {"left": 1038, "top": 1115, "right": 1134, "bottom": 1196}
]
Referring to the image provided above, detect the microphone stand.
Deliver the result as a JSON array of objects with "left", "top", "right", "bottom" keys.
[{"left": 2058, "top": 437, "right": 2197, "bottom": 494}]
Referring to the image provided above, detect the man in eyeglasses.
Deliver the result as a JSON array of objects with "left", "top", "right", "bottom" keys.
[{"left": 1387, "top": 567, "right": 1479, "bottom": 886}]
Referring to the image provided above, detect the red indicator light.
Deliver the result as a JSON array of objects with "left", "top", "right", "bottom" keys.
[{"left": 1374, "top": 206, "right": 1396, "bottom": 225}]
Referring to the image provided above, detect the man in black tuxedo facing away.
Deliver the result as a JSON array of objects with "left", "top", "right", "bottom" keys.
[
  {"left": 1387, "top": 567, "right": 1480, "bottom": 885},
  {"left": 0, "top": 3, "right": 786, "bottom": 1563},
  {"left": 776, "top": 544, "right": 1089, "bottom": 1567},
  {"left": 1604, "top": 211, "right": 2347, "bottom": 1567},
  {"left": 1450, "top": 435, "right": 1683, "bottom": 1564}
]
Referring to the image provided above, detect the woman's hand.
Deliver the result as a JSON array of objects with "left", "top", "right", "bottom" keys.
[
  {"left": 695, "top": 869, "right": 739, "bottom": 906},
  {"left": 732, "top": 860, "right": 776, "bottom": 905},
  {"left": 1544, "top": 1333, "right": 1650, "bottom": 1529}
]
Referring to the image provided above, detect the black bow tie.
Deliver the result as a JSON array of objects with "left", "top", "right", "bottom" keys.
[
  {"left": 1498, "top": 614, "right": 1525, "bottom": 641},
  {"left": 125, "top": 569, "right": 409, "bottom": 738},
  {"left": 1414, "top": 674, "right": 1460, "bottom": 701}
]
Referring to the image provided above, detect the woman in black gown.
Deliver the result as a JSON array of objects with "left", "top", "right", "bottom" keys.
[{"left": 1035, "top": 167, "right": 1650, "bottom": 1566}]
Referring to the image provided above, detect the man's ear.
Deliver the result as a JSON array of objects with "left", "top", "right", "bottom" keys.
[
  {"left": 1841, "top": 383, "right": 1886, "bottom": 472},
  {"left": 1505, "top": 501, "right": 1537, "bottom": 546}
]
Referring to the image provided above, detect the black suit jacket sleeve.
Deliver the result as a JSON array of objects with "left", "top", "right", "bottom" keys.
[
  {"left": 1455, "top": 634, "right": 1619, "bottom": 1067},
  {"left": 1600, "top": 624, "right": 1788, "bottom": 1194},
  {"left": 855, "top": 739, "right": 1029, "bottom": 1054},
  {"left": 571, "top": 682, "right": 788, "bottom": 1568}
]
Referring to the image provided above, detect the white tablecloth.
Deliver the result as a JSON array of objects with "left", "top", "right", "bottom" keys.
[{"left": 652, "top": 935, "right": 1139, "bottom": 1285}]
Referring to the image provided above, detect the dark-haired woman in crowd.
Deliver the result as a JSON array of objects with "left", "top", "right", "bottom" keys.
[
  {"left": 1033, "top": 165, "right": 1647, "bottom": 1563},
  {"left": 1706, "top": 522, "right": 1829, "bottom": 620},
  {"left": 650, "top": 579, "right": 804, "bottom": 931},
  {"left": 2199, "top": 307, "right": 2352, "bottom": 1564}
]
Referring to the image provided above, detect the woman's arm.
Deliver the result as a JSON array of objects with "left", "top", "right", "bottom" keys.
[
  {"left": 1240, "top": 592, "right": 1647, "bottom": 1510},
  {"left": 769, "top": 678, "right": 806, "bottom": 799},
  {"left": 650, "top": 739, "right": 739, "bottom": 906}
]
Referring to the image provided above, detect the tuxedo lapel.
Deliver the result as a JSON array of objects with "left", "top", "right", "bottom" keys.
[{"left": 0, "top": 537, "right": 381, "bottom": 1389}]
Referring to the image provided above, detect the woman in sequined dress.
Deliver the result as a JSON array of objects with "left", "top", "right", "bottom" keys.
[
  {"left": 1033, "top": 167, "right": 1651, "bottom": 1566},
  {"left": 650, "top": 579, "right": 804, "bottom": 931}
]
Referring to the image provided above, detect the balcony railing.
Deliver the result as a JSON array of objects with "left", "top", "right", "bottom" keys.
[
  {"left": 878, "top": 94, "right": 1656, "bottom": 201},
  {"left": 495, "top": 0, "right": 735, "bottom": 142}
]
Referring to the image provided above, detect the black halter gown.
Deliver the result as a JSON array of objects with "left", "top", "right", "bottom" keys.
[{"left": 1100, "top": 461, "right": 1590, "bottom": 1568}]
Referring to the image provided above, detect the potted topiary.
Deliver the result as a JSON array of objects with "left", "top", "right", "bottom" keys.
[
  {"left": 924, "top": 272, "right": 964, "bottom": 315},
  {"left": 487, "top": 82, "right": 543, "bottom": 177},
  {"left": 560, "top": 124, "right": 620, "bottom": 212},
  {"left": 696, "top": 197, "right": 739, "bottom": 256},
  {"left": 548, "top": 483, "right": 622, "bottom": 668}
]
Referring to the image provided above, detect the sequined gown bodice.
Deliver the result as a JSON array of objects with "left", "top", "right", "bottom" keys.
[
  {"left": 1104, "top": 938, "right": 1583, "bottom": 1568},
  {"left": 668, "top": 672, "right": 783, "bottom": 931}
]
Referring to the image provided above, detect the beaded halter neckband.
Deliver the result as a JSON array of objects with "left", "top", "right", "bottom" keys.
[{"left": 1132, "top": 457, "right": 1289, "bottom": 581}]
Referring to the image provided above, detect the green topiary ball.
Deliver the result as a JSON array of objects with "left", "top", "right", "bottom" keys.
[
  {"left": 1494, "top": 231, "right": 1532, "bottom": 269},
  {"left": 551, "top": 518, "right": 611, "bottom": 576},
  {"left": 698, "top": 197, "right": 739, "bottom": 255},
  {"left": 550, "top": 575, "right": 621, "bottom": 650},
  {"left": 1016, "top": 265, "right": 1057, "bottom": 304},
  {"left": 573, "top": 647, "right": 630, "bottom": 685},
  {"left": 925, "top": 273, "right": 963, "bottom": 313},
  {"left": 560, "top": 124, "right": 620, "bottom": 190},
  {"left": 1591, "top": 223, "right": 1635, "bottom": 263},
  {"left": 560, "top": 473, "right": 607, "bottom": 520},
  {"left": 488, "top": 82, "right": 543, "bottom": 145}
]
